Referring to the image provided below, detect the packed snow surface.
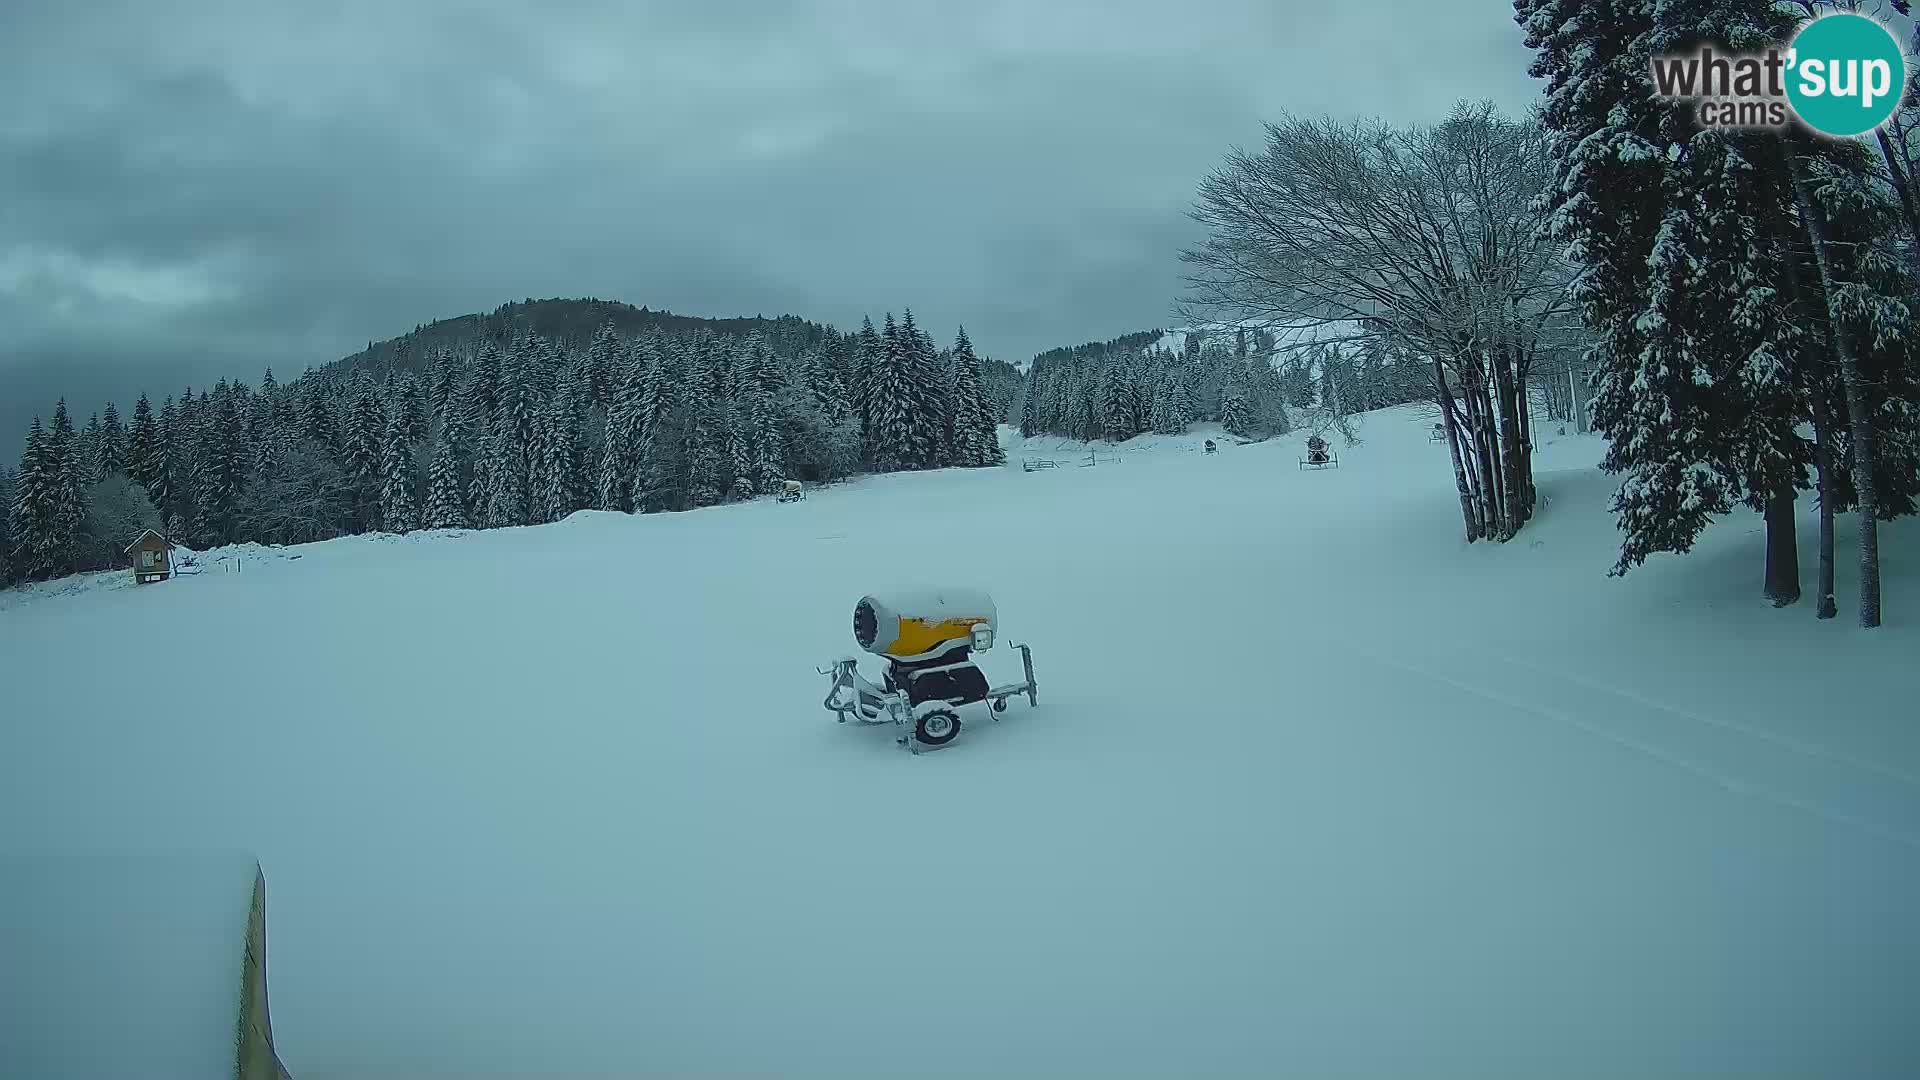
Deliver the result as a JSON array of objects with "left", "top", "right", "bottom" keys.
[{"left": 3, "top": 407, "right": 1916, "bottom": 1077}]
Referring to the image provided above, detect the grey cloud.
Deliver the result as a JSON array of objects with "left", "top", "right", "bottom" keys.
[{"left": 0, "top": 0, "right": 1540, "bottom": 448}]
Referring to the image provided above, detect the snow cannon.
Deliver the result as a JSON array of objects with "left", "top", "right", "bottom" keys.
[
  {"left": 820, "top": 587, "right": 1038, "bottom": 753},
  {"left": 853, "top": 588, "right": 998, "bottom": 659}
]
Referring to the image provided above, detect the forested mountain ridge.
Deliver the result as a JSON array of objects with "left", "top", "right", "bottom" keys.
[
  {"left": 329, "top": 299, "right": 835, "bottom": 383},
  {"left": 1, "top": 299, "right": 1019, "bottom": 585}
]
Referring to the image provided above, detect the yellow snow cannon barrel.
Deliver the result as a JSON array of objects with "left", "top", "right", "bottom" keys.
[{"left": 853, "top": 588, "right": 998, "bottom": 660}]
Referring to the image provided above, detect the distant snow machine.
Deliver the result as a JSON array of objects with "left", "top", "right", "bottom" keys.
[
  {"left": 818, "top": 588, "right": 1038, "bottom": 754},
  {"left": 1204, "top": 439, "right": 1218, "bottom": 455},
  {"left": 1299, "top": 435, "right": 1338, "bottom": 470},
  {"left": 777, "top": 479, "right": 805, "bottom": 503}
]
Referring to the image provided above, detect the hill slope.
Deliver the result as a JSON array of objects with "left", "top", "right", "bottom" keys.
[{"left": 3, "top": 408, "right": 1916, "bottom": 1077}]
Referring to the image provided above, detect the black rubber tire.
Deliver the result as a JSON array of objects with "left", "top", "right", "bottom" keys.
[
  {"left": 915, "top": 708, "right": 962, "bottom": 746},
  {"left": 991, "top": 698, "right": 1007, "bottom": 713}
]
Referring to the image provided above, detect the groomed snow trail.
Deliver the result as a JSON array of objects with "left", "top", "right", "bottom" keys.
[{"left": 4, "top": 409, "right": 1916, "bottom": 1078}]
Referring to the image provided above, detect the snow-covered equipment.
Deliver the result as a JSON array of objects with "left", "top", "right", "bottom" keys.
[
  {"left": 818, "top": 588, "right": 1038, "bottom": 753},
  {"left": 1204, "top": 439, "right": 1218, "bottom": 455},
  {"left": 1429, "top": 423, "right": 1446, "bottom": 443},
  {"left": 778, "top": 479, "right": 805, "bottom": 503},
  {"left": 1299, "top": 435, "right": 1339, "bottom": 470}
]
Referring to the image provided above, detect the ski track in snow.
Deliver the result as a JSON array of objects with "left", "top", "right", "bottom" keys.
[
  {"left": 1349, "top": 644, "right": 1920, "bottom": 851},
  {"left": 1477, "top": 646, "right": 1920, "bottom": 791}
]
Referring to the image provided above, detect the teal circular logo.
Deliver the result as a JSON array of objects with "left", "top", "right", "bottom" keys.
[{"left": 1786, "top": 14, "right": 1907, "bottom": 137}]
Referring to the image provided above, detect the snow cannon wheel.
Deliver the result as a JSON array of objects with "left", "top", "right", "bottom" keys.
[
  {"left": 991, "top": 698, "right": 1007, "bottom": 713},
  {"left": 915, "top": 708, "right": 962, "bottom": 746}
]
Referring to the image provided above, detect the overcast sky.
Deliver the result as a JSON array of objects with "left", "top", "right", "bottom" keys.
[{"left": 0, "top": 0, "right": 1538, "bottom": 447}]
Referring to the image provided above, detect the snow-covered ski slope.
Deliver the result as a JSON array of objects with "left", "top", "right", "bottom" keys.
[{"left": 4, "top": 406, "right": 1917, "bottom": 1078}]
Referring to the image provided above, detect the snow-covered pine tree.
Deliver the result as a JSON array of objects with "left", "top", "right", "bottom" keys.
[
  {"left": 249, "top": 370, "right": 277, "bottom": 451},
  {"left": 379, "top": 410, "right": 421, "bottom": 533},
  {"left": 477, "top": 415, "right": 529, "bottom": 528},
  {"left": 1786, "top": 131, "right": 1920, "bottom": 625},
  {"left": 529, "top": 395, "right": 583, "bottom": 523},
  {"left": 853, "top": 316, "right": 883, "bottom": 457},
  {"left": 1521, "top": 0, "right": 1817, "bottom": 577},
  {"left": 46, "top": 401, "right": 83, "bottom": 573},
  {"left": 423, "top": 419, "right": 470, "bottom": 530},
  {"left": 1220, "top": 362, "right": 1254, "bottom": 437},
  {"left": 947, "top": 327, "right": 1003, "bottom": 466},
  {"left": 13, "top": 419, "right": 62, "bottom": 580},
  {"left": 1098, "top": 363, "right": 1134, "bottom": 442},
  {"left": 463, "top": 341, "right": 503, "bottom": 435},
  {"left": 126, "top": 394, "right": 158, "bottom": 491},
  {"left": 391, "top": 372, "right": 428, "bottom": 450},
  {"left": 303, "top": 379, "right": 338, "bottom": 455},
  {"left": 1018, "top": 367, "right": 1045, "bottom": 437},
  {"left": 148, "top": 397, "right": 179, "bottom": 527},
  {"left": 80, "top": 414, "right": 105, "bottom": 483},
  {"left": 634, "top": 339, "right": 685, "bottom": 511},
  {"left": 744, "top": 339, "right": 788, "bottom": 493},
  {"left": 342, "top": 378, "right": 385, "bottom": 533},
  {"left": 723, "top": 401, "right": 754, "bottom": 497},
  {"left": 682, "top": 375, "right": 726, "bottom": 509},
  {"left": 1152, "top": 365, "right": 1182, "bottom": 432},
  {"left": 586, "top": 322, "right": 623, "bottom": 404},
  {"left": 598, "top": 351, "right": 644, "bottom": 513},
  {"left": 194, "top": 384, "right": 243, "bottom": 545},
  {"left": 899, "top": 311, "right": 946, "bottom": 468},
  {"left": 0, "top": 465, "right": 15, "bottom": 585}
]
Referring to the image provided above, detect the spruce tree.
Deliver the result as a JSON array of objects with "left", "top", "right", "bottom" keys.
[
  {"left": 46, "top": 402, "right": 83, "bottom": 573},
  {"left": 14, "top": 420, "right": 62, "bottom": 580},
  {"left": 853, "top": 316, "right": 884, "bottom": 457},
  {"left": 1019, "top": 369, "right": 1045, "bottom": 437},
  {"left": 598, "top": 356, "right": 644, "bottom": 512},
  {"left": 194, "top": 385, "right": 243, "bottom": 545},
  {"left": 127, "top": 394, "right": 158, "bottom": 490},
  {"left": 342, "top": 379, "right": 384, "bottom": 532},
  {"left": 899, "top": 310, "right": 944, "bottom": 467},
  {"left": 1220, "top": 363, "right": 1254, "bottom": 437},
  {"left": 586, "top": 322, "right": 624, "bottom": 407},
  {"left": 684, "top": 402, "right": 725, "bottom": 509},
  {"left": 1518, "top": 0, "right": 1850, "bottom": 586},
  {"left": 0, "top": 466, "right": 15, "bottom": 585},
  {"left": 865, "top": 314, "right": 920, "bottom": 472},
  {"left": 80, "top": 414, "right": 105, "bottom": 482},
  {"left": 530, "top": 397, "right": 582, "bottom": 523},
  {"left": 423, "top": 418, "right": 469, "bottom": 530},
  {"left": 1098, "top": 365, "right": 1134, "bottom": 442},
  {"left": 461, "top": 341, "right": 503, "bottom": 436},
  {"left": 149, "top": 397, "right": 178, "bottom": 528},
  {"left": 477, "top": 417, "right": 528, "bottom": 528},
  {"left": 379, "top": 411, "right": 421, "bottom": 533}
]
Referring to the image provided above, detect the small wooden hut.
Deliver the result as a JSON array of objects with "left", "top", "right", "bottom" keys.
[{"left": 126, "top": 529, "right": 175, "bottom": 584}]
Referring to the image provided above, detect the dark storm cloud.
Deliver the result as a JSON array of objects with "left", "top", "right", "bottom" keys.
[{"left": 0, "top": 0, "right": 1538, "bottom": 444}]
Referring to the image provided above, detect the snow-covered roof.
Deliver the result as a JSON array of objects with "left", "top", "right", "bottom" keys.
[{"left": 123, "top": 528, "right": 173, "bottom": 553}]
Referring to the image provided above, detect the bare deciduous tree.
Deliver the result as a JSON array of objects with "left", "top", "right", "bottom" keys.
[{"left": 1180, "top": 101, "right": 1580, "bottom": 542}]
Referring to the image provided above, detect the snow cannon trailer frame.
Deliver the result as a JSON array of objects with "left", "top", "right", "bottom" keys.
[{"left": 818, "top": 590, "right": 1038, "bottom": 754}]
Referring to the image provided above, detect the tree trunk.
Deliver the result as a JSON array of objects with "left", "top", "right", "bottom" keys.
[
  {"left": 1434, "top": 354, "right": 1481, "bottom": 542},
  {"left": 1763, "top": 491, "right": 1801, "bottom": 606},
  {"left": 1469, "top": 365, "right": 1506, "bottom": 539},
  {"left": 1491, "top": 342, "right": 1529, "bottom": 535},
  {"left": 1811, "top": 392, "right": 1839, "bottom": 620},
  {"left": 1875, "top": 128, "right": 1920, "bottom": 264},
  {"left": 1791, "top": 153, "right": 1883, "bottom": 628}
]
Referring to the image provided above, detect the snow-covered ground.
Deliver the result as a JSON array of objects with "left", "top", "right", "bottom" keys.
[{"left": 4, "top": 406, "right": 1917, "bottom": 1078}]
